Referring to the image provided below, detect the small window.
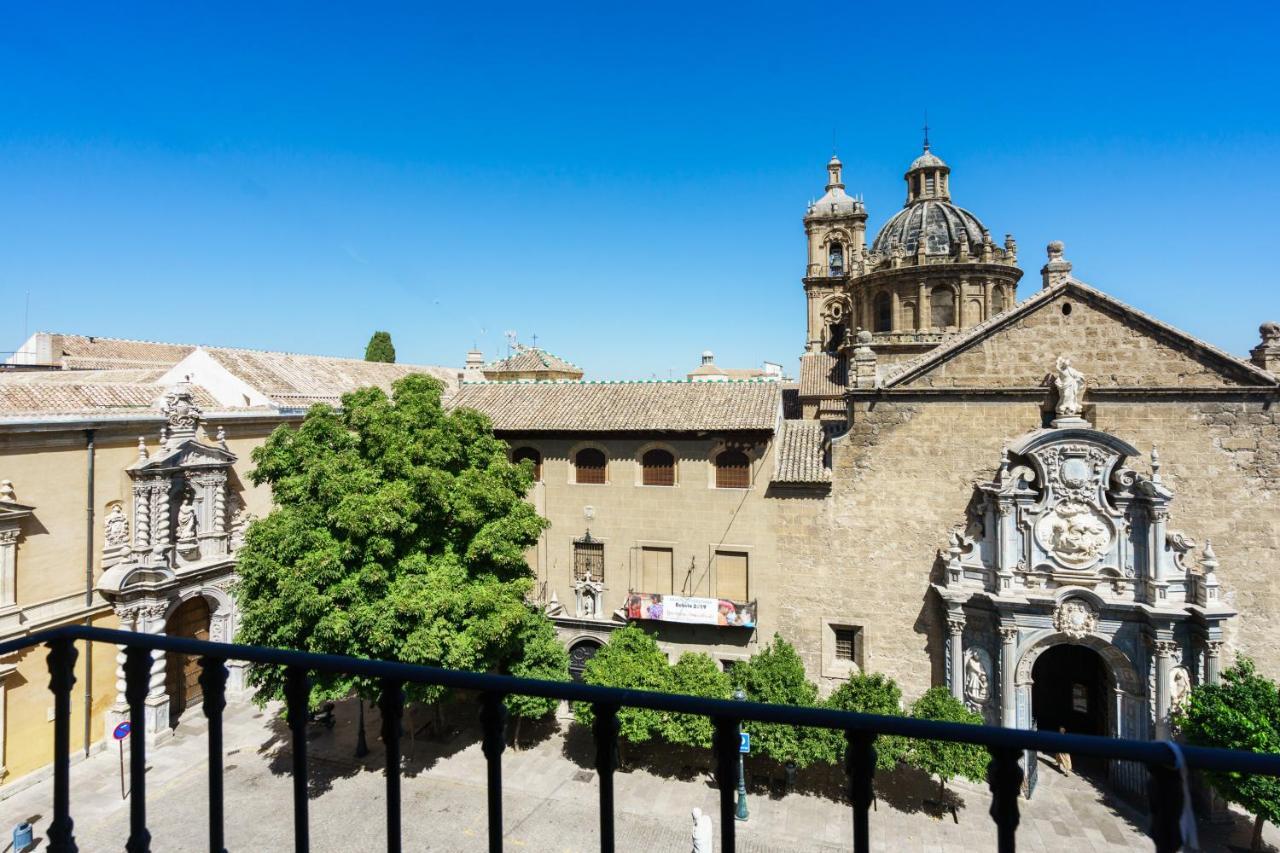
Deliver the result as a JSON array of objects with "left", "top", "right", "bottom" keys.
[
  {"left": 834, "top": 627, "right": 862, "bottom": 664},
  {"left": 574, "top": 539, "right": 604, "bottom": 583},
  {"left": 575, "top": 448, "right": 607, "bottom": 484},
  {"left": 512, "top": 447, "right": 542, "bottom": 481},
  {"left": 874, "top": 292, "right": 892, "bottom": 333},
  {"left": 716, "top": 550, "right": 748, "bottom": 601},
  {"left": 641, "top": 449, "right": 675, "bottom": 486},
  {"left": 715, "top": 450, "right": 750, "bottom": 489},
  {"left": 640, "top": 546, "right": 673, "bottom": 594}
]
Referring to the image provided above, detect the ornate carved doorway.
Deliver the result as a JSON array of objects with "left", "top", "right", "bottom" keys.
[
  {"left": 166, "top": 596, "right": 211, "bottom": 725},
  {"left": 568, "top": 638, "right": 602, "bottom": 683},
  {"left": 1032, "top": 644, "right": 1109, "bottom": 738}
]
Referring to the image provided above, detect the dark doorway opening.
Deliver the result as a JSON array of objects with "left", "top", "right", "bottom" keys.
[
  {"left": 568, "top": 639, "right": 602, "bottom": 683},
  {"left": 1032, "top": 643, "right": 1110, "bottom": 776},
  {"left": 166, "top": 596, "right": 211, "bottom": 726}
]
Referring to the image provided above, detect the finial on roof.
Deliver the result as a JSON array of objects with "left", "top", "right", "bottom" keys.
[
  {"left": 922, "top": 111, "right": 931, "bottom": 152},
  {"left": 137, "top": 436, "right": 148, "bottom": 461},
  {"left": 0, "top": 479, "right": 15, "bottom": 503}
]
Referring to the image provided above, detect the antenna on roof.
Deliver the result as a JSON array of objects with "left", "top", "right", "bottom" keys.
[
  {"left": 531, "top": 333, "right": 538, "bottom": 348},
  {"left": 922, "top": 110, "right": 931, "bottom": 152},
  {"left": 831, "top": 126, "right": 837, "bottom": 156},
  {"left": 504, "top": 330, "right": 517, "bottom": 358}
]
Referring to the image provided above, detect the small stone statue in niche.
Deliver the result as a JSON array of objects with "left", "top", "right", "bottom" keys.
[{"left": 176, "top": 493, "right": 198, "bottom": 550}]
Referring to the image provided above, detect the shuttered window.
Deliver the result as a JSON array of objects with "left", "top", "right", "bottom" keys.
[
  {"left": 716, "top": 550, "right": 748, "bottom": 602},
  {"left": 640, "top": 547, "right": 673, "bottom": 594},
  {"left": 715, "top": 450, "right": 750, "bottom": 489},
  {"left": 575, "top": 448, "right": 607, "bottom": 484},
  {"left": 641, "top": 449, "right": 675, "bottom": 486},
  {"left": 574, "top": 540, "right": 604, "bottom": 583},
  {"left": 834, "top": 627, "right": 862, "bottom": 664},
  {"left": 512, "top": 447, "right": 542, "bottom": 481}
]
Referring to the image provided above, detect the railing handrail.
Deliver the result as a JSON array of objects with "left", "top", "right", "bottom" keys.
[{"left": 10, "top": 623, "right": 1280, "bottom": 778}]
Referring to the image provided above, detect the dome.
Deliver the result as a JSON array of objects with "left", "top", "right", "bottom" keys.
[
  {"left": 908, "top": 149, "right": 948, "bottom": 172},
  {"left": 871, "top": 200, "right": 987, "bottom": 256},
  {"left": 804, "top": 153, "right": 865, "bottom": 220}
]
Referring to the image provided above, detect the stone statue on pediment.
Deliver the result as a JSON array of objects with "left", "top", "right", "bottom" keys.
[{"left": 1053, "top": 356, "right": 1086, "bottom": 418}]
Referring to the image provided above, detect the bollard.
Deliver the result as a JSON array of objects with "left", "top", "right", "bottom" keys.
[{"left": 12, "top": 821, "right": 34, "bottom": 852}]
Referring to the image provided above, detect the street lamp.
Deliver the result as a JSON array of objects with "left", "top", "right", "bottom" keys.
[{"left": 733, "top": 688, "right": 749, "bottom": 821}]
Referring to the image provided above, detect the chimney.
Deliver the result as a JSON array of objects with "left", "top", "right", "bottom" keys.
[
  {"left": 1041, "top": 240, "right": 1072, "bottom": 289},
  {"left": 1250, "top": 322, "right": 1280, "bottom": 374},
  {"left": 464, "top": 350, "right": 486, "bottom": 382}
]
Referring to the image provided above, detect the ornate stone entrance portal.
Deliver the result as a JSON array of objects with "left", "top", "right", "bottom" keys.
[{"left": 933, "top": 365, "right": 1234, "bottom": 799}]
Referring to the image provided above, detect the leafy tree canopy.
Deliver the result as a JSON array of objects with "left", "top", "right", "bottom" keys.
[
  {"left": 905, "top": 687, "right": 988, "bottom": 791},
  {"left": 730, "top": 635, "right": 827, "bottom": 767},
  {"left": 661, "top": 652, "right": 732, "bottom": 748},
  {"left": 1177, "top": 658, "right": 1280, "bottom": 850},
  {"left": 233, "top": 374, "right": 558, "bottom": 711},
  {"left": 364, "top": 330, "right": 396, "bottom": 363},
  {"left": 823, "top": 672, "right": 908, "bottom": 770},
  {"left": 573, "top": 626, "right": 671, "bottom": 745}
]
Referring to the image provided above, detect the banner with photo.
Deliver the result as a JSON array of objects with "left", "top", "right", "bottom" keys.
[{"left": 625, "top": 592, "right": 756, "bottom": 628}]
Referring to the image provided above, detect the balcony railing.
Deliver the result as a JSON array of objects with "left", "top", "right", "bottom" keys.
[{"left": 5, "top": 624, "right": 1280, "bottom": 853}]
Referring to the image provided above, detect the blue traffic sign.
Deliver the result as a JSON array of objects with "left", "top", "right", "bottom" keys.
[
  {"left": 112, "top": 722, "right": 131, "bottom": 740},
  {"left": 739, "top": 732, "right": 750, "bottom": 754}
]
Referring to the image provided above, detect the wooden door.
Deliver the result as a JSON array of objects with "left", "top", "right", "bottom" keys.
[{"left": 166, "top": 596, "right": 211, "bottom": 724}]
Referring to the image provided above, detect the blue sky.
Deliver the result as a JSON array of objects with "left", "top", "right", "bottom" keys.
[{"left": 1, "top": 2, "right": 1276, "bottom": 378}]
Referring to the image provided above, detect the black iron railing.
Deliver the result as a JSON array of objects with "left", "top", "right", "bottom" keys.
[{"left": 5, "top": 624, "right": 1280, "bottom": 853}]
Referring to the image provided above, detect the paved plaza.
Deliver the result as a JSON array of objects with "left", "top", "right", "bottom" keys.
[{"left": 2, "top": 697, "right": 1274, "bottom": 852}]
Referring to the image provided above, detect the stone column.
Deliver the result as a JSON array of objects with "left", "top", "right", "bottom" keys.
[
  {"left": 947, "top": 615, "right": 965, "bottom": 701},
  {"left": 999, "top": 626, "right": 1018, "bottom": 726},
  {"left": 0, "top": 657, "right": 16, "bottom": 781},
  {"left": 1205, "top": 640, "right": 1223, "bottom": 685},
  {"left": 890, "top": 290, "right": 900, "bottom": 332},
  {"left": 0, "top": 528, "right": 17, "bottom": 608},
  {"left": 1153, "top": 639, "right": 1178, "bottom": 739},
  {"left": 150, "top": 479, "right": 173, "bottom": 566},
  {"left": 983, "top": 279, "right": 992, "bottom": 321},
  {"left": 916, "top": 281, "right": 927, "bottom": 330}
]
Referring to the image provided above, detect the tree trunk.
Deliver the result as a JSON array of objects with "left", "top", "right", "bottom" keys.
[
  {"left": 512, "top": 715, "right": 523, "bottom": 752},
  {"left": 1252, "top": 814, "right": 1265, "bottom": 852},
  {"left": 355, "top": 699, "right": 369, "bottom": 758}
]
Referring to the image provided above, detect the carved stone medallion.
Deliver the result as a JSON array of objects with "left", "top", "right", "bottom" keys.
[
  {"left": 1035, "top": 500, "right": 1112, "bottom": 569},
  {"left": 1053, "top": 598, "right": 1098, "bottom": 639}
]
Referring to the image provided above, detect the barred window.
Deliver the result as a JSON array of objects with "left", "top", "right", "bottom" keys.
[
  {"left": 834, "top": 626, "right": 862, "bottom": 664},
  {"left": 574, "top": 539, "right": 604, "bottom": 583},
  {"left": 715, "top": 450, "right": 750, "bottom": 489},
  {"left": 575, "top": 448, "right": 607, "bottom": 484},
  {"left": 512, "top": 447, "right": 542, "bottom": 481},
  {"left": 641, "top": 449, "right": 675, "bottom": 486}
]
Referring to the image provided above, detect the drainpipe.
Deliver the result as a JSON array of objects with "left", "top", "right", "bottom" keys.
[{"left": 84, "top": 429, "right": 95, "bottom": 757}]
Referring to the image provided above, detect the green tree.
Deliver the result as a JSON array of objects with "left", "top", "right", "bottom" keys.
[
  {"left": 660, "top": 652, "right": 732, "bottom": 748},
  {"left": 822, "top": 672, "right": 908, "bottom": 771},
  {"left": 234, "top": 374, "right": 555, "bottom": 716},
  {"left": 730, "top": 635, "right": 827, "bottom": 767},
  {"left": 364, "top": 330, "right": 396, "bottom": 363},
  {"left": 572, "top": 626, "right": 671, "bottom": 754},
  {"left": 505, "top": 616, "right": 571, "bottom": 748},
  {"left": 905, "top": 687, "right": 989, "bottom": 800},
  {"left": 1176, "top": 659, "right": 1280, "bottom": 850}
]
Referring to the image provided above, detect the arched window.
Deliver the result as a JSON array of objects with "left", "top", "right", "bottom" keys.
[
  {"left": 991, "top": 286, "right": 1007, "bottom": 315},
  {"left": 874, "top": 292, "right": 892, "bottom": 333},
  {"left": 641, "top": 448, "right": 675, "bottom": 486},
  {"left": 715, "top": 449, "right": 750, "bottom": 489},
  {"left": 828, "top": 242, "right": 844, "bottom": 276},
  {"left": 512, "top": 447, "right": 542, "bottom": 481},
  {"left": 930, "top": 287, "right": 955, "bottom": 328},
  {"left": 575, "top": 448, "right": 607, "bottom": 484}
]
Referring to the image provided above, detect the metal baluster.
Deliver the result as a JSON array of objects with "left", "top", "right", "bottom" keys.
[
  {"left": 46, "top": 639, "right": 79, "bottom": 853},
  {"left": 480, "top": 692, "right": 508, "bottom": 853},
  {"left": 284, "top": 666, "right": 311, "bottom": 853},
  {"left": 845, "top": 730, "right": 877, "bottom": 853},
  {"left": 987, "top": 747, "right": 1024, "bottom": 853},
  {"left": 1148, "top": 760, "right": 1183, "bottom": 853},
  {"left": 124, "top": 646, "right": 153, "bottom": 853},
  {"left": 379, "top": 679, "right": 404, "bottom": 853},
  {"left": 198, "top": 657, "right": 229, "bottom": 853},
  {"left": 713, "top": 717, "right": 739, "bottom": 853},
  {"left": 592, "top": 703, "right": 620, "bottom": 853}
]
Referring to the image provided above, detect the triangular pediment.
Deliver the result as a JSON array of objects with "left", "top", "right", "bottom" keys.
[
  {"left": 129, "top": 438, "right": 237, "bottom": 472},
  {"left": 880, "top": 280, "right": 1276, "bottom": 390}
]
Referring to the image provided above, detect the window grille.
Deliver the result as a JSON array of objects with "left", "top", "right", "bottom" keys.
[
  {"left": 575, "top": 448, "right": 607, "bottom": 484},
  {"left": 835, "top": 627, "right": 862, "bottom": 664},
  {"left": 715, "top": 450, "right": 750, "bottom": 489},
  {"left": 574, "top": 537, "right": 604, "bottom": 583},
  {"left": 641, "top": 449, "right": 675, "bottom": 486}
]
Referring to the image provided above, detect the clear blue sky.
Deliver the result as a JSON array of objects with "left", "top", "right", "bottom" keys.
[{"left": 2, "top": 2, "right": 1276, "bottom": 378}]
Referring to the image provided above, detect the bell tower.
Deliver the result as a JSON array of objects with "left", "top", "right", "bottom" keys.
[{"left": 803, "top": 155, "right": 868, "bottom": 353}]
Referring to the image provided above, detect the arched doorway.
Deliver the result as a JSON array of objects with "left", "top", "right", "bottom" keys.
[
  {"left": 166, "top": 596, "right": 211, "bottom": 725},
  {"left": 1032, "top": 644, "right": 1110, "bottom": 774},
  {"left": 568, "top": 638, "right": 603, "bottom": 683}
]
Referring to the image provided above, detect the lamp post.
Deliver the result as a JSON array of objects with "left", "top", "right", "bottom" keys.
[{"left": 733, "top": 688, "right": 749, "bottom": 821}]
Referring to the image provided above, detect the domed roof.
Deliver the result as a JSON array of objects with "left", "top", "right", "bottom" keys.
[
  {"left": 908, "top": 149, "right": 948, "bottom": 172},
  {"left": 871, "top": 200, "right": 986, "bottom": 256},
  {"left": 804, "top": 153, "right": 865, "bottom": 221}
]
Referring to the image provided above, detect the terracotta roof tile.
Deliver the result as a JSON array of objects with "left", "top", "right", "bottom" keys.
[
  {"left": 451, "top": 380, "right": 780, "bottom": 432},
  {"left": 772, "top": 420, "right": 831, "bottom": 486},
  {"left": 799, "top": 352, "right": 847, "bottom": 398}
]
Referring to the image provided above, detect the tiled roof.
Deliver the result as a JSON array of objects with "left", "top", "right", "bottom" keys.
[
  {"left": 798, "top": 352, "right": 847, "bottom": 398},
  {"left": 0, "top": 370, "right": 218, "bottom": 418},
  {"left": 204, "top": 348, "right": 459, "bottom": 408},
  {"left": 483, "top": 347, "right": 582, "bottom": 377},
  {"left": 451, "top": 380, "right": 780, "bottom": 432},
  {"left": 27, "top": 334, "right": 196, "bottom": 369},
  {"left": 771, "top": 420, "right": 831, "bottom": 486},
  {"left": 879, "top": 278, "right": 1278, "bottom": 388}
]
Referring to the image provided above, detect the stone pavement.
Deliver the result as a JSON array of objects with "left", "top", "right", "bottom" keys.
[{"left": 2, "top": 697, "right": 1275, "bottom": 851}]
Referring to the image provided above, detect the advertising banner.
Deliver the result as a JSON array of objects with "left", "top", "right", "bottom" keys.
[{"left": 624, "top": 592, "right": 756, "bottom": 628}]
